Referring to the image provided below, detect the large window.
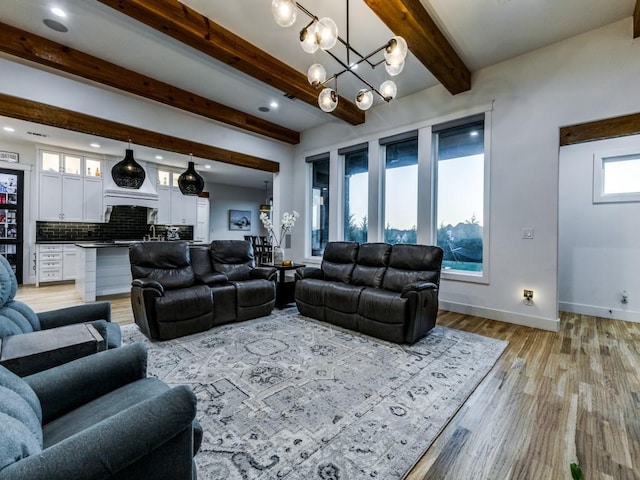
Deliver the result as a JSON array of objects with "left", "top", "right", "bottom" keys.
[
  {"left": 434, "top": 119, "right": 485, "bottom": 274},
  {"left": 384, "top": 137, "right": 418, "bottom": 244},
  {"left": 310, "top": 157, "right": 330, "bottom": 256},
  {"left": 342, "top": 147, "right": 368, "bottom": 242}
]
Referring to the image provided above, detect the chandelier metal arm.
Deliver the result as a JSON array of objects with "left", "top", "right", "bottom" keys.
[{"left": 322, "top": 50, "right": 386, "bottom": 101}]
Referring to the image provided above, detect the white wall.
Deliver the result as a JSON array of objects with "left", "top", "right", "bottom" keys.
[
  {"left": 206, "top": 182, "right": 268, "bottom": 240},
  {"left": 291, "top": 18, "right": 640, "bottom": 331},
  {"left": 559, "top": 135, "right": 640, "bottom": 322}
]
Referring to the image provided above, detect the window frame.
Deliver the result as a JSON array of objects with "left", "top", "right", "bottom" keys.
[
  {"left": 593, "top": 148, "right": 640, "bottom": 204},
  {"left": 432, "top": 112, "right": 491, "bottom": 284},
  {"left": 307, "top": 153, "right": 331, "bottom": 258},
  {"left": 340, "top": 144, "right": 369, "bottom": 243}
]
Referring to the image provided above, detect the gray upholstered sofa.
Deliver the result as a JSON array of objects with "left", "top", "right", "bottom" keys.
[
  {"left": 295, "top": 242, "right": 443, "bottom": 344},
  {"left": 130, "top": 240, "right": 276, "bottom": 340},
  {"left": 0, "top": 343, "right": 201, "bottom": 479}
]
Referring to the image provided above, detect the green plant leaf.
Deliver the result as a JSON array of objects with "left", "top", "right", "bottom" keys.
[{"left": 570, "top": 462, "right": 585, "bottom": 480}]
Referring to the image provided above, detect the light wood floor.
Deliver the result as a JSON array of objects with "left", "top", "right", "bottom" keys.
[{"left": 16, "top": 283, "right": 640, "bottom": 479}]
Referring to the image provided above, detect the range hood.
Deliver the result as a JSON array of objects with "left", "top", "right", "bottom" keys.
[{"left": 103, "top": 161, "right": 158, "bottom": 222}]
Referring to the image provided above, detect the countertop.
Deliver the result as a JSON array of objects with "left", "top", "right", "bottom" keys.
[{"left": 74, "top": 241, "right": 207, "bottom": 248}]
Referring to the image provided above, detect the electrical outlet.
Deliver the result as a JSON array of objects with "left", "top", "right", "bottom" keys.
[
  {"left": 621, "top": 290, "right": 629, "bottom": 304},
  {"left": 523, "top": 289, "right": 534, "bottom": 305}
]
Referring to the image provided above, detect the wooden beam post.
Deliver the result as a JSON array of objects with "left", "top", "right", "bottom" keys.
[
  {"left": 0, "top": 22, "right": 299, "bottom": 145},
  {"left": 0, "top": 93, "right": 279, "bottom": 172},
  {"left": 96, "top": 0, "right": 365, "bottom": 125},
  {"left": 560, "top": 112, "right": 640, "bottom": 146}
]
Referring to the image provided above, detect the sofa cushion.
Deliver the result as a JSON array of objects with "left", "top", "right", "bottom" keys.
[
  {"left": 295, "top": 278, "right": 326, "bottom": 307},
  {"left": 352, "top": 243, "right": 391, "bottom": 288},
  {"left": 43, "top": 377, "right": 168, "bottom": 448},
  {"left": 0, "top": 300, "right": 42, "bottom": 338},
  {"left": 0, "top": 366, "right": 43, "bottom": 471},
  {"left": 0, "top": 255, "right": 18, "bottom": 306},
  {"left": 382, "top": 244, "right": 443, "bottom": 293},
  {"left": 357, "top": 288, "right": 408, "bottom": 325},
  {"left": 130, "top": 242, "right": 195, "bottom": 290},
  {"left": 209, "top": 241, "right": 255, "bottom": 281},
  {"left": 233, "top": 279, "right": 275, "bottom": 307},
  {"left": 321, "top": 242, "right": 359, "bottom": 283},
  {"left": 214, "top": 263, "right": 251, "bottom": 281},
  {"left": 155, "top": 285, "right": 213, "bottom": 323},
  {"left": 324, "top": 282, "right": 364, "bottom": 314}
]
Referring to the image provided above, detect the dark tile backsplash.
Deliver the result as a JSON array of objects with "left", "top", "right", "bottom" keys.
[{"left": 36, "top": 206, "right": 193, "bottom": 242}]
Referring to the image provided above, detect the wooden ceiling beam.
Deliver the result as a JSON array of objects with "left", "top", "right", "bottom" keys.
[
  {"left": 0, "top": 93, "right": 279, "bottom": 172},
  {"left": 0, "top": 22, "right": 299, "bottom": 145},
  {"left": 363, "top": 0, "right": 471, "bottom": 95},
  {"left": 560, "top": 112, "right": 640, "bottom": 146},
  {"left": 634, "top": 0, "right": 640, "bottom": 38},
  {"left": 96, "top": 0, "right": 365, "bottom": 125}
]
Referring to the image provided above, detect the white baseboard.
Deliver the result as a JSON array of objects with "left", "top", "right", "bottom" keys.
[
  {"left": 559, "top": 301, "right": 639, "bottom": 323},
  {"left": 439, "top": 300, "right": 560, "bottom": 332}
]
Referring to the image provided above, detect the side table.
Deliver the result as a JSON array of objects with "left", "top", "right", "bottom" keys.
[{"left": 264, "top": 263, "right": 306, "bottom": 309}]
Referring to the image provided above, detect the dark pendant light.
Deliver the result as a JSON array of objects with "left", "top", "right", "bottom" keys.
[
  {"left": 178, "top": 155, "right": 205, "bottom": 195},
  {"left": 111, "top": 140, "right": 146, "bottom": 189}
]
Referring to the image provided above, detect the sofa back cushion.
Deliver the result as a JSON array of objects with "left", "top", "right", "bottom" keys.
[
  {"left": 209, "top": 240, "right": 255, "bottom": 281},
  {"left": 351, "top": 243, "right": 391, "bottom": 288},
  {"left": 189, "top": 246, "right": 213, "bottom": 277},
  {"left": 0, "top": 365, "right": 43, "bottom": 470},
  {"left": 0, "top": 301, "right": 41, "bottom": 340},
  {"left": 129, "top": 241, "right": 195, "bottom": 290},
  {"left": 382, "top": 244, "right": 444, "bottom": 293},
  {"left": 321, "top": 242, "right": 359, "bottom": 283}
]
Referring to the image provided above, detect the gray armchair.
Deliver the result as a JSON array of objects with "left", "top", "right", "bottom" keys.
[
  {"left": 0, "top": 255, "right": 121, "bottom": 373},
  {"left": 0, "top": 343, "right": 201, "bottom": 479}
]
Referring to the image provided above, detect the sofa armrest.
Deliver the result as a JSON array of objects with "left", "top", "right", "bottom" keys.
[
  {"left": 251, "top": 266, "right": 277, "bottom": 281},
  {"left": 0, "top": 385, "right": 197, "bottom": 480},
  {"left": 37, "top": 301, "right": 111, "bottom": 330},
  {"left": 132, "top": 278, "right": 164, "bottom": 295},
  {"left": 401, "top": 281, "right": 438, "bottom": 296},
  {"left": 195, "top": 272, "right": 228, "bottom": 286},
  {"left": 24, "top": 343, "right": 148, "bottom": 424},
  {"left": 295, "top": 266, "right": 323, "bottom": 281}
]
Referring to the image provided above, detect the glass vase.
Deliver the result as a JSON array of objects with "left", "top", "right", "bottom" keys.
[{"left": 273, "top": 246, "right": 285, "bottom": 265}]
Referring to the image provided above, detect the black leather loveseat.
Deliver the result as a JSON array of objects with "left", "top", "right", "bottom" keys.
[
  {"left": 130, "top": 240, "right": 276, "bottom": 340},
  {"left": 295, "top": 242, "right": 443, "bottom": 344}
]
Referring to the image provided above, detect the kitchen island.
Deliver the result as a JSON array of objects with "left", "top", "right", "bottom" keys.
[{"left": 75, "top": 242, "right": 134, "bottom": 302}]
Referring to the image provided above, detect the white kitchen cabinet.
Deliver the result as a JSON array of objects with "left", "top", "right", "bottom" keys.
[
  {"left": 196, "top": 197, "right": 210, "bottom": 243},
  {"left": 38, "top": 151, "right": 104, "bottom": 222},
  {"left": 156, "top": 169, "right": 197, "bottom": 226},
  {"left": 62, "top": 245, "right": 78, "bottom": 280}
]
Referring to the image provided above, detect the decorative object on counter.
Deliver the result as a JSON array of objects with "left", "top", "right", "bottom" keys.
[
  {"left": 178, "top": 155, "right": 205, "bottom": 195},
  {"left": 111, "top": 140, "right": 145, "bottom": 189},
  {"left": 259, "top": 180, "right": 272, "bottom": 213},
  {"left": 166, "top": 226, "right": 180, "bottom": 240},
  {"left": 229, "top": 209, "right": 251, "bottom": 231},
  {"left": 260, "top": 209, "right": 300, "bottom": 264}
]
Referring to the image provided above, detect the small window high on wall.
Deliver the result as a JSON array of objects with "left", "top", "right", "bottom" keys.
[
  {"left": 308, "top": 154, "right": 330, "bottom": 256},
  {"left": 433, "top": 117, "right": 487, "bottom": 276},
  {"left": 593, "top": 151, "right": 640, "bottom": 203}
]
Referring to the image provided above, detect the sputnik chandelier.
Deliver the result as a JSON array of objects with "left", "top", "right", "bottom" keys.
[{"left": 271, "top": 0, "right": 408, "bottom": 112}]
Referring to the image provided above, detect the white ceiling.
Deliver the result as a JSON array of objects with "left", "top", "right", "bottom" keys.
[{"left": 0, "top": 0, "right": 635, "bottom": 187}]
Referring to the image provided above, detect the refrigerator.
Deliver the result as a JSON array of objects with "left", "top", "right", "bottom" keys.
[{"left": 0, "top": 168, "right": 23, "bottom": 283}]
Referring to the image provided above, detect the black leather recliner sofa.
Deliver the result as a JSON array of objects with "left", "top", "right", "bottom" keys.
[
  {"left": 130, "top": 240, "right": 276, "bottom": 340},
  {"left": 295, "top": 242, "right": 443, "bottom": 344}
]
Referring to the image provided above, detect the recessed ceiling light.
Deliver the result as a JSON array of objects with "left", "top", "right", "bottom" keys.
[
  {"left": 155, "top": 155, "right": 163, "bottom": 160},
  {"left": 470, "top": 130, "right": 479, "bottom": 136},
  {"left": 51, "top": 7, "right": 67, "bottom": 18},
  {"left": 258, "top": 106, "right": 270, "bottom": 113},
  {"left": 269, "top": 101, "right": 279, "bottom": 109},
  {"left": 3, "top": 127, "right": 15, "bottom": 132},
  {"left": 43, "top": 18, "right": 68, "bottom": 32},
  {"left": 90, "top": 143, "right": 101, "bottom": 148},
  {"left": 205, "top": 165, "right": 211, "bottom": 169}
]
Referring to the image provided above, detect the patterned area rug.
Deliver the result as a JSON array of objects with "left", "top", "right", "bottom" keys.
[{"left": 121, "top": 310, "right": 508, "bottom": 479}]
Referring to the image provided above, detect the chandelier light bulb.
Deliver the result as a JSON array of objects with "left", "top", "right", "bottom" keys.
[
  {"left": 385, "top": 59, "right": 405, "bottom": 76},
  {"left": 384, "top": 36, "right": 408, "bottom": 66},
  {"left": 355, "top": 89, "right": 374, "bottom": 110},
  {"left": 307, "top": 64, "right": 327, "bottom": 87},
  {"left": 380, "top": 80, "right": 397, "bottom": 101},
  {"left": 272, "top": 0, "right": 297, "bottom": 27},
  {"left": 315, "top": 17, "right": 338, "bottom": 50},
  {"left": 318, "top": 88, "right": 338, "bottom": 112},
  {"left": 300, "top": 24, "right": 319, "bottom": 53}
]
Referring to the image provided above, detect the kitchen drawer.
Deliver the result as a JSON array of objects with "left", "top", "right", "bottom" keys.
[
  {"left": 39, "top": 260, "right": 62, "bottom": 269},
  {"left": 39, "top": 252, "right": 62, "bottom": 261},
  {"left": 38, "top": 245, "right": 63, "bottom": 253},
  {"left": 39, "top": 269, "right": 62, "bottom": 281}
]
